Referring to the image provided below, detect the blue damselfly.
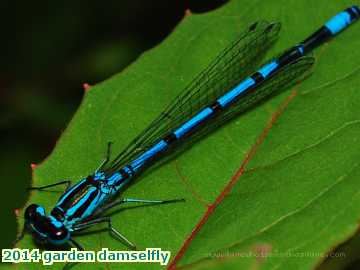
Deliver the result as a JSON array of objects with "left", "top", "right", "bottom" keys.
[{"left": 15, "top": 5, "right": 360, "bottom": 256}]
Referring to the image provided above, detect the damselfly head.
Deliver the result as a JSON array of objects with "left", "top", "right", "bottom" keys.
[{"left": 24, "top": 204, "right": 70, "bottom": 246}]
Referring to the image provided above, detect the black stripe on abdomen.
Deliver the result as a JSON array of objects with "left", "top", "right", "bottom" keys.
[{"left": 69, "top": 189, "right": 99, "bottom": 220}]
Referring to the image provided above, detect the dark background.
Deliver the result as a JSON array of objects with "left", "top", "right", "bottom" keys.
[{"left": 0, "top": 1, "right": 358, "bottom": 269}]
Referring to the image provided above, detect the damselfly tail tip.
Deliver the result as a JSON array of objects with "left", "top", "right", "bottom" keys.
[
  {"left": 83, "top": 83, "right": 91, "bottom": 92},
  {"left": 350, "top": 5, "right": 360, "bottom": 18},
  {"left": 30, "top": 163, "right": 37, "bottom": 170}
]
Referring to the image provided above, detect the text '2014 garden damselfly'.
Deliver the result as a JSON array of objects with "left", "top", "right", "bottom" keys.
[{"left": 15, "top": 5, "right": 360, "bottom": 257}]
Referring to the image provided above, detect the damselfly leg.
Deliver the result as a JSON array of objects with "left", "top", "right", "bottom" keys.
[
  {"left": 28, "top": 142, "right": 112, "bottom": 191},
  {"left": 96, "top": 197, "right": 185, "bottom": 214},
  {"left": 63, "top": 239, "right": 84, "bottom": 270},
  {"left": 97, "top": 141, "right": 113, "bottom": 171},
  {"left": 28, "top": 180, "right": 72, "bottom": 192},
  {"left": 72, "top": 197, "right": 184, "bottom": 250},
  {"left": 73, "top": 216, "right": 136, "bottom": 250},
  {"left": 12, "top": 226, "right": 26, "bottom": 246},
  {"left": 68, "top": 238, "right": 84, "bottom": 250}
]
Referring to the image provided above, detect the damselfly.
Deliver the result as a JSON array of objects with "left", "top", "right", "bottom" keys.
[{"left": 15, "top": 5, "right": 360, "bottom": 253}]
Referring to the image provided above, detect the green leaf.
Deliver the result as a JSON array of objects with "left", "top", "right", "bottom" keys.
[{"left": 14, "top": 0, "right": 360, "bottom": 270}]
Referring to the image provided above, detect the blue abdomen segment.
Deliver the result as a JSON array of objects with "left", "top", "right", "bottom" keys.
[
  {"left": 217, "top": 61, "right": 278, "bottom": 108},
  {"left": 325, "top": 11, "right": 352, "bottom": 34},
  {"left": 174, "top": 107, "right": 213, "bottom": 138},
  {"left": 325, "top": 6, "right": 360, "bottom": 35},
  {"left": 130, "top": 140, "right": 168, "bottom": 171},
  {"left": 218, "top": 77, "right": 255, "bottom": 107},
  {"left": 258, "top": 61, "right": 279, "bottom": 78}
]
